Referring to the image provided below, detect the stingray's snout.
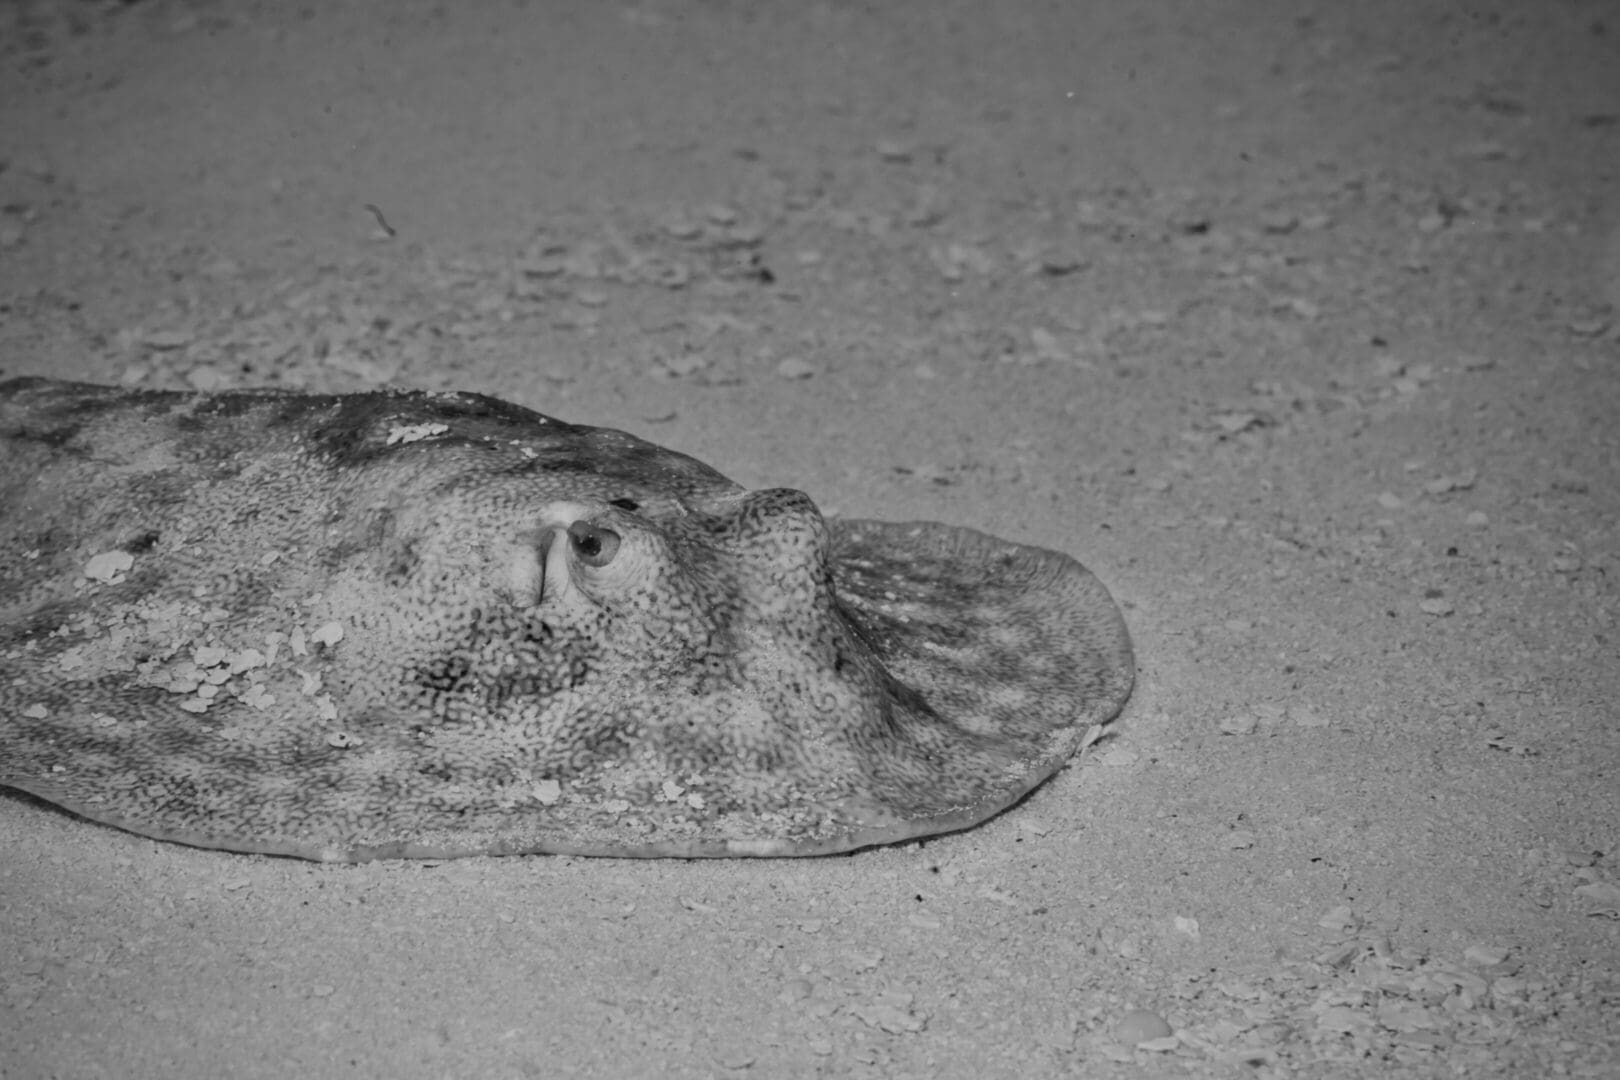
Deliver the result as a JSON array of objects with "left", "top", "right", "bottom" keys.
[
  {"left": 735, "top": 488, "right": 830, "bottom": 549},
  {"left": 724, "top": 488, "right": 837, "bottom": 592}
]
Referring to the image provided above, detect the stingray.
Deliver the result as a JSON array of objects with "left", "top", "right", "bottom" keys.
[{"left": 0, "top": 377, "right": 1132, "bottom": 861}]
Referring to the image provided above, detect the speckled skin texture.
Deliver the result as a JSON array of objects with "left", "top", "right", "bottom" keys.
[{"left": 0, "top": 378, "right": 1132, "bottom": 860}]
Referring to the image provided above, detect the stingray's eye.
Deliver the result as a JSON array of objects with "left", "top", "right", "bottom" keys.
[{"left": 567, "top": 520, "right": 621, "bottom": 567}]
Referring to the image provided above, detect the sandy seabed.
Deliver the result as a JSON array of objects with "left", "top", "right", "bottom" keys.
[{"left": 1, "top": 2, "right": 1617, "bottom": 1077}]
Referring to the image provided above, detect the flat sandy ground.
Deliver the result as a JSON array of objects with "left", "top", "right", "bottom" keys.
[{"left": 2, "top": 1, "right": 1618, "bottom": 1077}]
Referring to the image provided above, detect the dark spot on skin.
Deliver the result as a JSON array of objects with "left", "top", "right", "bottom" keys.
[
  {"left": 567, "top": 655, "right": 592, "bottom": 688},
  {"left": 383, "top": 537, "right": 419, "bottom": 587},
  {"left": 416, "top": 655, "right": 472, "bottom": 693}
]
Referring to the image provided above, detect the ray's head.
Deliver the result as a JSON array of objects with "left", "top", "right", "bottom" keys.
[{"left": 359, "top": 479, "right": 877, "bottom": 797}]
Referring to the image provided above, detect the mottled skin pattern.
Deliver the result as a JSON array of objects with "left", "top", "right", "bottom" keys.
[{"left": 0, "top": 378, "right": 1133, "bottom": 860}]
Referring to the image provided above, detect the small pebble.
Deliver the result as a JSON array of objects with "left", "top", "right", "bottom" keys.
[
  {"left": 1464, "top": 944, "right": 1510, "bottom": 967},
  {"left": 1259, "top": 209, "right": 1298, "bottom": 233},
  {"left": 1424, "top": 470, "right": 1477, "bottom": 495},
  {"left": 1029, "top": 327, "right": 1074, "bottom": 364},
  {"left": 1114, "top": 1009, "right": 1172, "bottom": 1046},
  {"left": 781, "top": 978, "right": 814, "bottom": 1002},
  {"left": 715, "top": 1049, "right": 755, "bottom": 1070},
  {"left": 186, "top": 366, "right": 226, "bottom": 392},
  {"left": 1317, "top": 1005, "right": 1365, "bottom": 1033},
  {"left": 1289, "top": 703, "right": 1329, "bottom": 728},
  {"left": 875, "top": 138, "right": 914, "bottom": 163},
  {"left": 661, "top": 214, "right": 702, "bottom": 240},
  {"left": 1457, "top": 140, "right": 1510, "bottom": 161},
  {"left": 1318, "top": 904, "right": 1359, "bottom": 933},
  {"left": 775, "top": 357, "right": 815, "bottom": 380},
  {"left": 1373, "top": 355, "right": 1405, "bottom": 378},
  {"left": 1561, "top": 847, "right": 1600, "bottom": 867},
  {"left": 85, "top": 550, "right": 134, "bottom": 583}
]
